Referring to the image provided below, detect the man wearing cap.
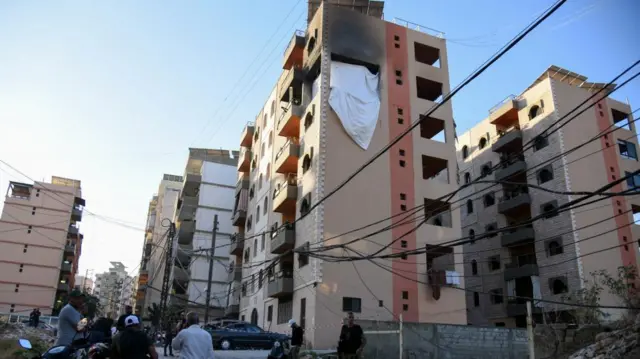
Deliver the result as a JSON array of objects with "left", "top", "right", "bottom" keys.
[
  {"left": 112, "top": 315, "right": 158, "bottom": 359},
  {"left": 116, "top": 305, "right": 138, "bottom": 332},
  {"left": 55, "top": 289, "right": 85, "bottom": 346},
  {"left": 288, "top": 319, "right": 304, "bottom": 359}
]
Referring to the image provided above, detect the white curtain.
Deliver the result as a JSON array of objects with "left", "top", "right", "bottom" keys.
[
  {"left": 329, "top": 61, "right": 381, "bottom": 150},
  {"left": 532, "top": 275, "right": 544, "bottom": 307},
  {"left": 506, "top": 279, "right": 516, "bottom": 299}
]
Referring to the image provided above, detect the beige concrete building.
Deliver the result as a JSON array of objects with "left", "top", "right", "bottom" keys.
[
  {"left": 458, "top": 65, "right": 640, "bottom": 328},
  {"left": 230, "top": 1, "right": 465, "bottom": 348},
  {"left": 0, "top": 176, "right": 85, "bottom": 315}
]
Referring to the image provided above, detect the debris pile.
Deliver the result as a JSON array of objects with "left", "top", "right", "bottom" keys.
[{"left": 569, "top": 314, "right": 640, "bottom": 359}]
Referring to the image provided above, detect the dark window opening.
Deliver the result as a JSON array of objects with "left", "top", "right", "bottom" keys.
[
  {"left": 422, "top": 154, "right": 448, "bottom": 182},
  {"left": 471, "top": 260, "right": 478, "bottom": 275},
  {"left": 402, "top": 291, "right": 408, "bottom": 299},
  {"left": 300, "top": 196, "right": 311, "bottom": 216},
  {"left": 464, "top": 172, "right": 471, "bottom": 184},
  {"left": 426, "top": 244, "right": 454, "bottom": 273},
  {"left": 342, "top": 297, "right": 362, "bottom": 313},
  {"left": 304, "top": 106, "right": 314, "bottom": 130},
  {"left": 419, "top": 115, "right": 446, "bottom": 142},
  {"left": 302, "top": 154, "right": 312, "bottom": 174},
  {"left": 402, "top": 304, "right": 409, "bottom": 311},
  {"left": 550, "top": 277, "right": 568, "bottom": 294},
  {"left": 612, "top": 108, "right": 631, "bottom": 130},
  {"left": 400, "top": 193, "right": 406, "bottom": 200},
  {"left": 542, "top": 201, "right": 559, "bottom": 218},
  {"left": 414, "top": 42, "right": 440, "bottom": 67},
  {"left": 483, "top": 193, "right": 495, "bottom": 207},
  {"left": 537, "top": 167, "right": 554, "bottom": 184},
  {"left": 424, "top": 198, "right": 452, "bottom": 228},
  {"left": 416, "top": 76, "right": 443, "bottom": 103},
  {"left": 399, "top": 149, "right": 405, "bottom": 156},
  {"left": 267, "top": 305, "right": 273, "bottom": 322},
  {"left": 466, "top": 199, "right": 474, "bottom": 214},
  {"left": 618, "top": 139, "right": 638, "bottom": 160},
  {"left": 481, "top": 164, "right": 492, "bottom": 177},
  {"left": 478, "top": 137, "right": 487, "bottom": 149},
  {"left": 473, "top": 292, "right": 480, "bottom": 307},
  {"left": 626, "top": 172, "right": 640, "bottom": 190},
  {"left": 469, "top": 229, "right": 475, "bottom": 244},
  {"left": 298, "top": 252, "right": 309, "bottom": 268},
  {"left": 490, "top": 289, "right": 503, "bottom": 304},
  {"left": 401, "top": 240, "right": 407, "bottom": 248},
  {"left": 462, "top": 145, "right": 469, "bottom": 159},
  {"left": 489, "top": 256, "right": 501, "bottom": 271},
  {"left": 547, "top": 239, "right": 563, "bottom": 256},
  {"left": 399, "top": 160, "right": 406, "bottom": 167},
  {"left": 528, "top": 105, "right": 541, "bottom": 120},
  {"left": 485, "top": 223, "right": 498, "bottom": 238},
  {"left": 533, "top": 135, "right": 548, "bottom": 151}
]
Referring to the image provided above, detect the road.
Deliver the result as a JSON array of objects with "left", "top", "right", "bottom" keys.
[{"left": 157, "top": 347, "right": 271, "bottom": 359}]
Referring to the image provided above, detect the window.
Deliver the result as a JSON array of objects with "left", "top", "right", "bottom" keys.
[
  {"left": 262, "top": 197, "right": 268, "bottom": 214},
  {"left": 550, "top": 277, "right": 568, "bottom": 294},
  {"left": 618, "top": 140, "right": 638, "bottom": 160},
  {"left": 267, "top": 305, "right": 273, "bottom": 321},
  {"left": 547, "top": 239, "right": 563, "bottom": 256},
  {"left": 462, "top": 146, "right": 469, "bottom": 159},
  {"left": 268, "top": 132, "right": 273, "bottom": 148},
  {"left": 466, "top": 199, "right": 474, "bottom": 214},
  {"left": 277, "top": 298, "right": 293, "bottom": 324},
  {"left": 256, "top": 206, "right": 261, "bottom": 223},
  {"left": 533, "top": 135, "right": 548, "bottom": 151},
  {"left": 258, "top": 174, "right": 263, "bottom": 190},
  {"left": 402, "top": 291, "right": 408, "bottom": 299},
  {"left": 342, "top": 297, "right": 362, "bottom": 313},
  {"left": 261, "top": 233, "right": 265, "bottom": 251},
  {"left": 258, "top": 270, "right": 263, "bottom": 288},
  {"left": 402, "top": 304, "right": 409, "bottom": 311},
  {"left": 400, "top": 193, "right": 406, "bottom": 200},
  {"left": 247, "top": 216, "right": 253, "bottom": 231},
  {"left": 469, "top": 229, "right": 475, "bottom": 244},
  {"left": 488, "top": 256, "right": 500, "bottom": 271},
  {"left": 298, "top": 251, "right": 309, "bottom": 268},
  {"left": 485, "top": 223, "right": 498, "bottom": 238},
  {"left": 537, "top": 167, "right": 554, "bottom": 184},
  {"left": 270, "top": 100, "right": 275, "bottom": 117},
  {"left": 473, "top": 292, "right": 480, "bottom": 307},
  {"left": 471, "top": 260, "right": 478, "bottom": 275},
  {"left": 249, "top": 185, "right": 255, "bottom": 199},
  {"left": 241, "top": 282, "right": 247, "bottom": 296},
  {"left": 261, "top": 142, "right": 265, "bottom": 159},
  {"left": 478, "top": 137, "right": 487, "bottom": 149},
  {"left": 400, "top": 240, "right": 407, "bottom": 248},
  {"left": 464, "top": 172, "right": 471, "bottom": 184},
  {"left": 300, "top": 196, "right": 311, "bottom": 216},
  {"left": 528, "top": 105, "right": 541, "bottom": 120},
  {"left": 490, "top": 289, "right": 503, "bottom": 304},
  {"left": 483, "top": 193, "right": 495, "bottom": 207},
  {"left": 302, "top": 154, "right": 312, "bottom": 174},
  {"left": 541, "top": 201, "right": 558, "bottom": 219},
  {"left": 253, "top": 239, "right": 258, "bottom": 257},
  {"left": 625, "top": 171, "right": 640, "bottom": 190},
  {"left": 300, "top": 298, "right": 307, "bottom": 329},
  {"left": 481, "top": 164, "right": 492, "bottom": 177}
]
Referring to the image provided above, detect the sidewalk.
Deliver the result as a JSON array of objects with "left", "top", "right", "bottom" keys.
[{"left": 156, "top": 347, "right": 271, "bottom": 359}]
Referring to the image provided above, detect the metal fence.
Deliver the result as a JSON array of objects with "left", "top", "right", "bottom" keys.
[{"left": 0, "top": 312, "right": 59, "bottom": 326}]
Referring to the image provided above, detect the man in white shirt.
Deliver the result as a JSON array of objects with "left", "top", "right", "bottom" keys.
[{"left": 172, "top": 312, "right": 215, "bottom": 359}]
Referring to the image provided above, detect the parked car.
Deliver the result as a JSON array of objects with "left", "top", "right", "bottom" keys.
[{"left": 204, "top": 322, "right": 289, "bottom": 350}]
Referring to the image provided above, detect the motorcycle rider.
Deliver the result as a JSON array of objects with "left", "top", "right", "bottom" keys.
[{"left": 55, "top": 289, "right": 86, "bottom": 346}]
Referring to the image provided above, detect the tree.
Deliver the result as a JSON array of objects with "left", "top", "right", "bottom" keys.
[{"left": 147, "top": 303, "right": 161, "bottom": 328}]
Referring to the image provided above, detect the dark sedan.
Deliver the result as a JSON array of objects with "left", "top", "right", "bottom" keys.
[{"left": 204, "top": 322, "right": 289, "bottom": 350}]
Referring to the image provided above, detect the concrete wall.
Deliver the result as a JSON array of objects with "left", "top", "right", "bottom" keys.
[{"left": 357, "top": 319, "right": 528, "bottom": 358}]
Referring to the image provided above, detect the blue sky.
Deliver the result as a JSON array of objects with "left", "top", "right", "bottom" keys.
[{"left": 0, "top": 0, "right": 638, "bottom": 277}]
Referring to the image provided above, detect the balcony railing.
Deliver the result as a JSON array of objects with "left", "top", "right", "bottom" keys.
[
  {"left": 229, "top": 233, "right": 245, "bottom": 255},
  {"left": 489, "top": 95, "right": 520, "bottom": 126},
  {"left": 501, "top": 226, "right": 535, "bottom": 247},
  {"left": 495, "top": 155, "right": 527, "bottom": 181},
  {"left": 504, "top": 255, "right": 539, "bottom": 281},
  {"left": 498, "top": 188, "right": 531, "bottom": 215},
  {"left": 64, "top": 244, "right": 76, "bottom": 256},
  {"left": 271, "top": 223, "right": 295, "bottom": 254},
  {"left": 277, "top": 101, "right": 304, "bottom": 138},
  {"left": 177, "top": 221, "right": 195, "bottom": 244},
  {"left": 272, "top": 174, "right": 298, "bottom": 213},
  {"left": 240, "top": 122, "right": 255, "bottom": 148},
  {"left": 278, "top": 68, "right": 305, "bottom": 103},
  {"left": 177, "top": 195, "right": 198, "bottom": 221},
  {"left": 283, "top": 30, "right": 305, "bottom": 70},
  {"left": 236, "top": 174, "right": 250, "bottom": 194},
  {"left": 274, "top": 139, "right": 300, "bottom": 174},
  {"left": 68, "top": 225, "right": 79, "bottom": 237},
  {"left": 266, "top": 271, "right": 294, "bottom": 298},
  {"left": 71, "top": 207, "right": 83, "bottom": 222},
  {"left": 60, "top": 263, "right": 72, "bottom": 273},
  {"left": 237, "top": 147, "right": 252, "bottom": 173},
  {"left": 182, "top": 171, "right": 202, "bottom": 197},
  {"left": 227, "top": 265, "right": 242, "bottom": 282},
  {"left": 492, "top": 127, "right": 523, "bottom": 153}
]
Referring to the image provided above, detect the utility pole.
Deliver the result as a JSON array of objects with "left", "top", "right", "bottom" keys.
[
  {"left": 159, "top": 223, "right": 176, "bottom": 326},
  {"left": 204, "top": 215, "right": 218, "bottom": 324},
  {"left": 526, "top": 301, "right": 535, "bottom": 359}
]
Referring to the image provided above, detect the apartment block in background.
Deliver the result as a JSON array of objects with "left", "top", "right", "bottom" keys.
[
  {"left": 0, "top": 176, "right": 85, "bottom": 315},
  {"left": 231, "top": 0, "right": 465, "bottom": 347},
  {"left": 94, "top": 261, "right": 129, "bottom": 318},
  {"left": 457, "top": 65, "right": 639, "bottom": 328},
  {"left": 138, "top": 174, "right": 183, "bottom": 318},
  {"left": 75, "top": 275, "right": 94, "bottom": 293},
  {"left": 170, "top": 149, "right": 238, "bottom": 318}
]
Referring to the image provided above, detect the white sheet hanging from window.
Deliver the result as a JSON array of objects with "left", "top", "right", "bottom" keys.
[
  {"left": 329, "top": 61, "right": 381, "bottom": 150},
  {"left": 532, "top": 275, "right": 544, "bottom": 307},
  {"left": 506, "top": 279, "right": 516, "bottom": 299}
]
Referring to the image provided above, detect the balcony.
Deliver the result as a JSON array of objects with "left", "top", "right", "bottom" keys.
[
  {"left": 282, "top": 30, "right": 305, "bottom": 70},
  {"left": 266, "top": 274, "right": 294, "bottom": 298},
  {"left": 177, "top": 221, "right": 195, "bottom": 244},
  {"left": 177, "top": 195, "right": 198, "bottom": 221},
  {"left": 278, "top": 101, "right": 304, "bottom": 138},
  {"left": 237, "top": 147, "right": 252, "bottom": 173},
  {"left": 495, "top": 157, "right": 527, "bottom": 181},
  {"left": 173, "top": 266, "right": 190, "bottom": 282},
  {"left": 498, "top": 192, "right": 531, "bottom": 216},
  {"left": 236, "top": 174, "right": 250, "bottom": 195},
  {"left": 57, "top": 283, "right": 70, "bottom": 292},
  {"left": 229, "top": 233, "right": 245, "bottom": 255},
  {"left": 271, "top": 224, "right": 295, "bottom": 254},
  {"left": 489, "top": 95, "right": 520, "bottom": 126},
  {"left": 64, "top": 244, "right": 76, "bottom": 256},
  {"left": 227, "top": 266, "right": 242, "bottom": 282},
  {"left": 183, "top": 172, "right": 202, "bottom": 197},
  {"left": 71, "top": 207, "right": 83, "bottom": 222},
  {"left": 68, "top": 225, "right": 79, "bottom": 237},
  {"left": 507, "top": 301, "right": 543, "bottom": 317},
  {"left": 492, "top": 128, "right": 523, "bottom": 153},
  {"left": 232, "top": 208, "right": 247, "bottom": 227},
  {"left": 60, "top": 263, "right": 72, "bottom": 273},
  {"left": 177, "top": 244, "right": 192, "bottom": 264},
  {"left": 504, "top": 256, "right": 539, "bottom": 281},
  {"left": 170, "top": 293, "right": 189, "bottom": 307},
  {"left": 501, "top": 226, "right": 535, "bottom": 247},
  {"left": 240, "top": 122, "right": 255, "bottom": 148},
  {"left": 272, "top": 176, "right": 298, "bottom": 214},
  {"left": 224, "top": 304, "right": 240, "bottom": 317},
  {"left": 274, "top": 140, "right": 300, "bottom": 174},
  {"left": 278, "top": 68, "right": 305, "bottom": 103}
]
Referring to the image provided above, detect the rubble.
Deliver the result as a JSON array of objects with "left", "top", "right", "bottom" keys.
[
  {"left": 0, "top": 318, "right": 55, "bottom": 345},
  {"left": 568, "top": 314, "right": 640, "bottom": 359}
]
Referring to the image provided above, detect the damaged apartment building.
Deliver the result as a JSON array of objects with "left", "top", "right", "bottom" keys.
[
  {"left": 457, "top": 65, "right": 640, "bottom": 328},
  {"left": 229, "top": 0, "right": 465, "bottom": 348}
]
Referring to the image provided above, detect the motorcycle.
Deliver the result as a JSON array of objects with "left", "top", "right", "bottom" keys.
[
  {"left": 267, "top": 337, "right": 291, "bottom": 359},
  {"left": 18, "top": 318, "right": 110, "bottom": 359}
]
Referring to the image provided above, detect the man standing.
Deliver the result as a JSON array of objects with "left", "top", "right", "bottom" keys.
[
  {"left": 288, "top": 319, "right": 304, "bottom": 359},
  {"left": 29, "top": 309, "right": 36, "bottom": 327},
  {"left": 55, "top": 290, "right": 85, "bottom": 346},
  {"left": 116, "top": 305, "right": 137, "bottom": 332},
  {"left": 111, "top": 315, "right": 158, "bottom": 359},
  {"left": 172, "top": 312, "right": 215, "bottom": 359},
  {"left": 337, "top": 312, "right": 366, "bottom": 359},
  {"left": 163, "top": 321, "right": 174, "bottom": 357},
  {"left": 34, "top": 308, "right": 41, "bottom": 328}
]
